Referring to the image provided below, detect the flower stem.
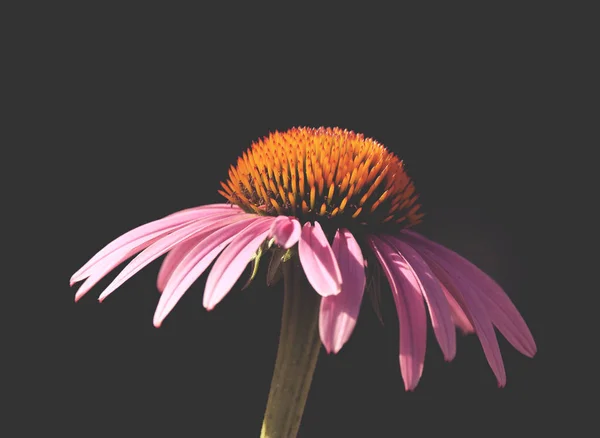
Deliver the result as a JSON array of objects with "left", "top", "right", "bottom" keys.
[{"left": 260, "top": 260, "right": 321, "bottom": 438}]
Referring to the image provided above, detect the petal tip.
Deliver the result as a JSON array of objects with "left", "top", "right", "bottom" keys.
[
  {"left": 527, "top": 340, "right": 538, "bottom": 357},
  {"left": 74, "top": 290, "right": 87, "bottom": 302},
  {"left": 70, "top": 272, "right": 83, "bottom": 285},
  {"left": 496, "top": 373, "right": 507, "bottom": 388},
  {"left": 443, "top": 353, "right": 456, "bottom": 362},
  {"left": 401, "top": 369, "right": 422, "bottom": 392},
  {"left": 203, "top": 299, "right": 216, "bottom": 311},
  {"left": 404, "top": 383, "right": 417, "bottom": 392}
]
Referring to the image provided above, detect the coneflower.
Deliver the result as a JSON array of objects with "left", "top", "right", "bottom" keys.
[{"left": 71, "top": 127, "right": 536, "bottom": 438}]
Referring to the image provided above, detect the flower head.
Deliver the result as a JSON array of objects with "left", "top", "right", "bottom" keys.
[
  {"left": 71, "top": 126, "right": 535, "bottom": 391},
  {"left": 219, "top": 127, "right": 422, "bottom": 233}
]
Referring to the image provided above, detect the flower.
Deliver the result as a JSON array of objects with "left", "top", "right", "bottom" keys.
[{"left": 71, "top": 126, "right": 536, "bottom": 394}]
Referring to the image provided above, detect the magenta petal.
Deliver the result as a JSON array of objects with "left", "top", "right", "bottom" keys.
[
  {"left": 97, "top": 213, "right": 248, "bottom": 302},
  {"left": 319, "top": 229, "right": 366, "bottom": 354},
  {"left": 203, "top": 217, "right": 275, "bottom": 310},
  {"left": 153, "top": 217, "right": 260, "bottom": 327},
  {"left": 270, "top": 216, "right": 301, "bottom": 249},
  {"left": 156, "top": 237, "right": 204, "bottom": 292},
  {"left": 478, "top": 292, "right": 536, "bottom": 357},
  {"left": 298, "top": 221, "right": 342, "bottom": 297},
  {"left": 368, "top": 236, "right": 427, "bottom": 391},
  {"left": 401, "top": 230, "right": 536, "bottom": 357},
  {"left": 70, "top": 204, "right": 242, "bottom": 284},
  {"left": 442, "top": 283, "right": 475, "bottom": 334},
  {"left": 387, "top": 236, "right": 456, "bottom": 361},
  {"left": 417, "top": 251, "right": 507, "bottom": 387}
]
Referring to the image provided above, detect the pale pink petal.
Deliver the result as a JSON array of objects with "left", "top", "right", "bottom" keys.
[
  {"left": 368, "top": 236, "right": 427, "bottom": 391},
  {"left": 74, "top": 212, "right": 244, "bottom": 301},
  {"left": 319, "top": 229, "right": 366, "bottom": 354},
  {"left": 153, "top": 217, "right": 260, "bottom": 327},
  {"left": 442, "top": 283, "right": 475, "bottom": 334},
  {"left": 74, "top": 230, "right": 171, "bottom": 301},
  {"left": 412, "top": 247, "right": 507, "bottom": 387},
  {"left": 71, "top": 223, "right": 184, "bottom": 286},
  {"left": 156, "top": 237, "right": 204, "bottom": 292},
  {"left": 386, "top": 236, "right": 456, "bottom": 361},
  {"left": 165, "top": 204, "right": 242, "bottom": 218},
  {"left": 97, "top": 213, "right": 248, "bottom": 302},
  {"left": 70, "top": 204, "right": 242, "bottom": 284},
  {"left": 269, "top": 216, "right": 301, "bottom": 249},
  {"left": 203, "top": 217, "right": 275, "bottom": 310},
  {"left": 401, "top": 230, "right": 536, "bottom": 357},
  {"left": 298, "top": 221, "right": 342, "bottom": 297}
]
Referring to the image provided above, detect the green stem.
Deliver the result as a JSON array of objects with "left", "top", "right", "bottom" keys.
[{"left": 260, "top": 260, "right": 321, "bottom": 438}]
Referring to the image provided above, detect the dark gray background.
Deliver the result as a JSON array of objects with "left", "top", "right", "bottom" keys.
[{"left": 14, "top": 3, "right": 584, "bottom": 437}]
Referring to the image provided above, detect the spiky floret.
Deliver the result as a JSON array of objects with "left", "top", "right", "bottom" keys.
[{"left": 219, "top": 127, "right": 423, "bottom": 234}]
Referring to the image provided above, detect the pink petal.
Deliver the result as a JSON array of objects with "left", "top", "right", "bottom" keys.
[
  {"left": 319, "top": 229, "right": 366, "bottom": 354},
  {"left": 414, "top": 249, "right": 507, "bottom": 387},
  {"left": 478, "top": 292, "right": 536, "bottom": 357},
  {"left": 156, "top": 237, "right": 204, "bottom": 292},
  {"left": 368, "top": 236, "right": 427, "bottom": 391},
  {"left": 269, "top": 216, "right": 301, "bottom": 249},
  {"left": 203, "top": 217, "right": 275, "bottom": 310},
  {"left": 71, "top": 223, "right": 184, "bottom": 286},
  {"left": 153, "top": 217, "right": 260, "bottom": 327},
  {"left": 442, "top": 283, "right": 475, "bottom": 334},
  {"left": 386, "top": 236, "right": 456, "bottom": 361},
  {"left": 74, "top": 230, "right": 172, "bottom": 301},
  {"left": 165, "top": 204, "right": 242, "bottom": 218},
  {"left": 70, "top": 204, "right": 242, "bottom": 284},
  {"left": 401, "top": 230, "right": 536, "bottom": 357},
  {"left": 97, "top": 213, "right": 248, "bottom": 302},
  {"left": 298, "top": 221, "right": 342, "bottom": 297}
]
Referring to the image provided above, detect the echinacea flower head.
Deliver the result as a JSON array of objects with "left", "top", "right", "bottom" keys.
[
  {"left": 71, "top": 126, "right": 536, "bottom": 437},
  {"left": 218, "top": 127, "right": 423, "bottom": 232}
]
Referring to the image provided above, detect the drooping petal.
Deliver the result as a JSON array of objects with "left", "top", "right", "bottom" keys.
[
  {"left": 153, "top": 217, "right": 260, "bottom": 327},
  {"left": 97, "top": 213, "right": 248, "bottom": 302},
  {"left": 203, "top": 217, "right": 275, "bottom": 310},
  {"left": 74, "top": 230, "right": 172, "bottom": 301},
  {"left": 319, "top": 229, "right": 366, "bottom": 354},
  {"left": 478, "top": 292, "right": 536, "bottom": 357},
  {"left": 269, "top": 216, "right": 301, "bottom": 249},
  {"left": 156, "top": 237, "right": 204, "bottom": 292},
  {"left": 70, "top": 204, "right": 242, "bottom": 284},
  {"left": 368, "top": 236, "right": 427, "bottom": 391},
  {"left": 165, "top": 204, "right": 242, "bottom": 218},
  {"left": 442, "top": 283, "right": 475, "bottom": 334},
  {"left": 72, "top": 224, "right": 184, "bottom": 287},
  {"left": 401, "top": 230, "right": 536, "bottom": 357},
  {"left": 411, "top": 246, "right": 507, "bottom": 387},
  {"left": 386, "top": 236, "right": 456, "bottom": 361},
  {"left": 298, "top": 221, "right": 342, "bottom": 297}
]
